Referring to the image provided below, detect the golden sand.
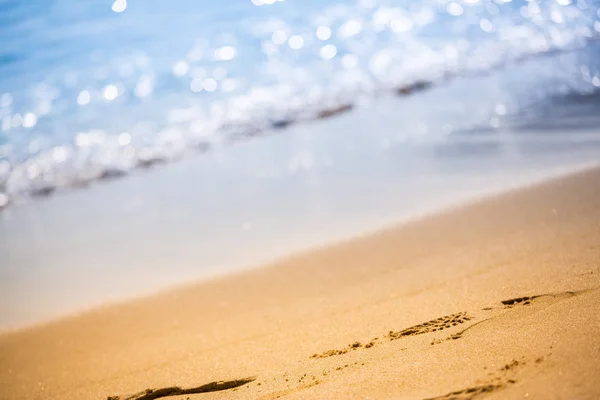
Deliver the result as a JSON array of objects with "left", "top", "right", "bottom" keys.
[{"left": 1, "top": 167, "right": 599, "bottom": 400}]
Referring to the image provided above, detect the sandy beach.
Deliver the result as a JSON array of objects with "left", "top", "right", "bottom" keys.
[{"left": 1, "top": 166, "right": 600, "bottom": 400}]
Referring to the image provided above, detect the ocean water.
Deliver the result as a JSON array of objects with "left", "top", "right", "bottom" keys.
[
  {"left": 1, "top": 0, "right": 600, "bottom": 207},
  {"left": 1, "top": 0, "right": 600, "bottom": 328}
]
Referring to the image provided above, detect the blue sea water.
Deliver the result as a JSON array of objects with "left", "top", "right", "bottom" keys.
[{"left": 0, "top": 0, "right": 600, "bottom": 208}]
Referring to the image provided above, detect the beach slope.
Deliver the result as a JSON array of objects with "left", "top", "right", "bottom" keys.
[{"left": 1, "top": 167, "right": 600, "bottom": 400}]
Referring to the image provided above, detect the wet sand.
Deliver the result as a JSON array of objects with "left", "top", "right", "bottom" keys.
[{"left": 1, "top": 166, "right": 600, "bottom": 400}]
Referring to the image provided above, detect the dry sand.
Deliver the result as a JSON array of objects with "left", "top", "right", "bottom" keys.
[{"left": 1, "top": 166, "right": 600, "bottom": 400}]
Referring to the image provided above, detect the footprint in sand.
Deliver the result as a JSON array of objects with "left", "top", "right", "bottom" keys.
[
  {"left": 422, "top": 383, "right": 506, "bottom": 400},
  {"left": 500, "top": 290, "right": 581, "bottom": 309},
  {"left": 311, "top": 341, "right": 365, "bottom": 359},
  {"left": 387, "top": 312, "right": 472, "bottom": 340},
  {"left": 310, "top": 312, "right": 473, "bottom": 359},
  {"left": 501, "top": 296, "right": 538, "bottom": 308},
  {"left": 422, "top": 356, "right": 546, "bottom": 400},
  {"left": 106, "top": 377, "right": 255, "bottom": 400}
]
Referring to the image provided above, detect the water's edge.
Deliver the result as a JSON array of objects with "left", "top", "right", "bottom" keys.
[{"left": 1, "top": 159, "right": 597, "bottom": 334}]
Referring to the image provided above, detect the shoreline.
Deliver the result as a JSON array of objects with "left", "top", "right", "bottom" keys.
[
  {"left": 1, "top": 163, "right": 600, "bottom": 399},
  {"left": 1, "top": 160, "right": 598, "bottom": 334},
  {"left": 3, "top": 51, "right": 600, "bottom": 331}
]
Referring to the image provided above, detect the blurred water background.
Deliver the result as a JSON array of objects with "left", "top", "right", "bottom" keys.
[{"left": 1, "top": 0, "right": 600, "bottom": 205}]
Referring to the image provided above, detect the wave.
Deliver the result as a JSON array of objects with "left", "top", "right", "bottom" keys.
[{"left": 1, "top": 0, "right": 600, "bottom": 209}]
